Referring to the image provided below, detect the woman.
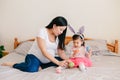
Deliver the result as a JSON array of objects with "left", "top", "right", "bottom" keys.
[{"left": 2, "top": 16, "right": 69, "bottom": 72}]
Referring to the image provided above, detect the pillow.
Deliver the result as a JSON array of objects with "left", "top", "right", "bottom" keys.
[
  {"left": 85, "top": 39, "right": 109, "bottom": 55},
  {"left": 14, "top": 41, "right": 34, "bottom": 56},
  {"left": 65, "top": 41, "right": 73, "bottom": 56},
  {"left": 65, "top": 39, "right": 109, "bottom": 56}
]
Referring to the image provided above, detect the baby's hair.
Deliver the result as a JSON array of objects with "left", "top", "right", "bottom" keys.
[
  {"left": 68, "top": 24, "right": 85, "bottom": 46},
  {"left": 72, "top": 34, "right": 85, "bottom": 46}
]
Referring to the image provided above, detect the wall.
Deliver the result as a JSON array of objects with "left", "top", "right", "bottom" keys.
[{"left": 0, "top": 0, "right": 120, "bottom": 51}]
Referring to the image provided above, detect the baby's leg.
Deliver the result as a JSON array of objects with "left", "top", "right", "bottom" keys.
[{"left": 78, "top": 62, "right": 87, "bottom": 72}]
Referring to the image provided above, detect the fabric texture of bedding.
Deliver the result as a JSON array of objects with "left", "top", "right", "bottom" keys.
[
  {"left": 14, "top": 41, "right": 33, "bottom": 56},
  {"left": 0, "top": 51, "right": 120, "bottom": 80},
  {"left": 0, "top": 40, "right": 120, "bottom": 80},
  {"left": 85, "top": 39, "right": 109, "bottom": 55},
  {"left": 0, "top": 52, "right": 25, "bottom": 64}
]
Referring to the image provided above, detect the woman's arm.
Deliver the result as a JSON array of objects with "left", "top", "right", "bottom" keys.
[
  {"left": 37, "top": 37, "right": 67, "bottom": 67},
  {"left": 57, "top": 49, "right": 69, "bottom": 60}
]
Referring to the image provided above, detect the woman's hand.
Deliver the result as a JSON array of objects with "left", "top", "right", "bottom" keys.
[{"left": 58, "top": 60, "right": 68, "bottom": 67}]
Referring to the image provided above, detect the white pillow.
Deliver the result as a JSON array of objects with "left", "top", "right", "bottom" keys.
[
  {"left": 65, "top": 39, "right": 109, "bottom": 56},
  {"left": 85, "top": 39, "right": 109, "bottom": 55},
  {"left": 14, "top": 41, "right": 34, "bottom": 56}
]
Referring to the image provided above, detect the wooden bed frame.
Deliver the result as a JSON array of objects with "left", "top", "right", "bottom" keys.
[{"left": 14, "top": 36, "right": 119, "bottom": 53}]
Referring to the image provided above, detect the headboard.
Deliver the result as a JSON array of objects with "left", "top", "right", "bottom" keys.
[{"left": 14, "top": 36, "right": 119, "bottom": 53}]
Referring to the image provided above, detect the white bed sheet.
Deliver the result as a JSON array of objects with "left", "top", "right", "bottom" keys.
[{"left": 0, "top": 52, "right": 120, "bottom": 80}]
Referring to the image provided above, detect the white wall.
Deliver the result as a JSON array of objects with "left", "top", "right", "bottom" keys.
[{"left": 0, "top": 0, "right": 120, "bottom": 51}]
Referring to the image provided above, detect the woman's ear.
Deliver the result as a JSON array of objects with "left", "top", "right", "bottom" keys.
[{"left": 53, "top": 24, "right": 56, "bottom": 28}]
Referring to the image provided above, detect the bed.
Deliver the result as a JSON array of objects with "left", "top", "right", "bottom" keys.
[{"left": 0, "top": 36, "right": 120, "bottom": 80}]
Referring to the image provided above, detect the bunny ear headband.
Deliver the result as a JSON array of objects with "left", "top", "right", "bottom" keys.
[{"left": 68, "top": 24, "right": 85, "bottom": 40}]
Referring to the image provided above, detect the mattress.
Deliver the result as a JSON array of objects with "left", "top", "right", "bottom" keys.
[{"left": 0, "top": 52, "right": 120, "bottom": 80}]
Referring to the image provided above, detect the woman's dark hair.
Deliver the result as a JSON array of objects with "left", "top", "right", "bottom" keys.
[
  {"left": 72, "top": 34, "right": 85, "bottom": 46},
  {"left": 46, "top": 16, "right": 68, "bottom": 50}
]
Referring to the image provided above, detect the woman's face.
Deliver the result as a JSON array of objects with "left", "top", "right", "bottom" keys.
[{"left": 53, "top": 24, "right": 67, "bottom": 36}]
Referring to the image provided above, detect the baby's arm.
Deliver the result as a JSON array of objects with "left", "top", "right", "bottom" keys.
[{"left": 85, "top": 46, "right": 92, "bottom": 58}]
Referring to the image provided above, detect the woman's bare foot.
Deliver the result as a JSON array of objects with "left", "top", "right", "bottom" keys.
[
  {"left": 1, "top": 62, "right": 15, "bottom": 67},
  {"left": 39, "top": 67, "right": 42, "bottom": 71}
]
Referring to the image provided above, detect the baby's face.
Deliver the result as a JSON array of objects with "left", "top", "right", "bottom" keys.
[{"left": 73, "top": 39, "right": 83, "bottom": 48}]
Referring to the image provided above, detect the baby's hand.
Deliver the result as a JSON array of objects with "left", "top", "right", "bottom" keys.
[
  {"left": 73, "top": 49, "right": 79, "bottom": 54},
  {"left": 86, "top": 46, "right": 91, "bottom": 52}
]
